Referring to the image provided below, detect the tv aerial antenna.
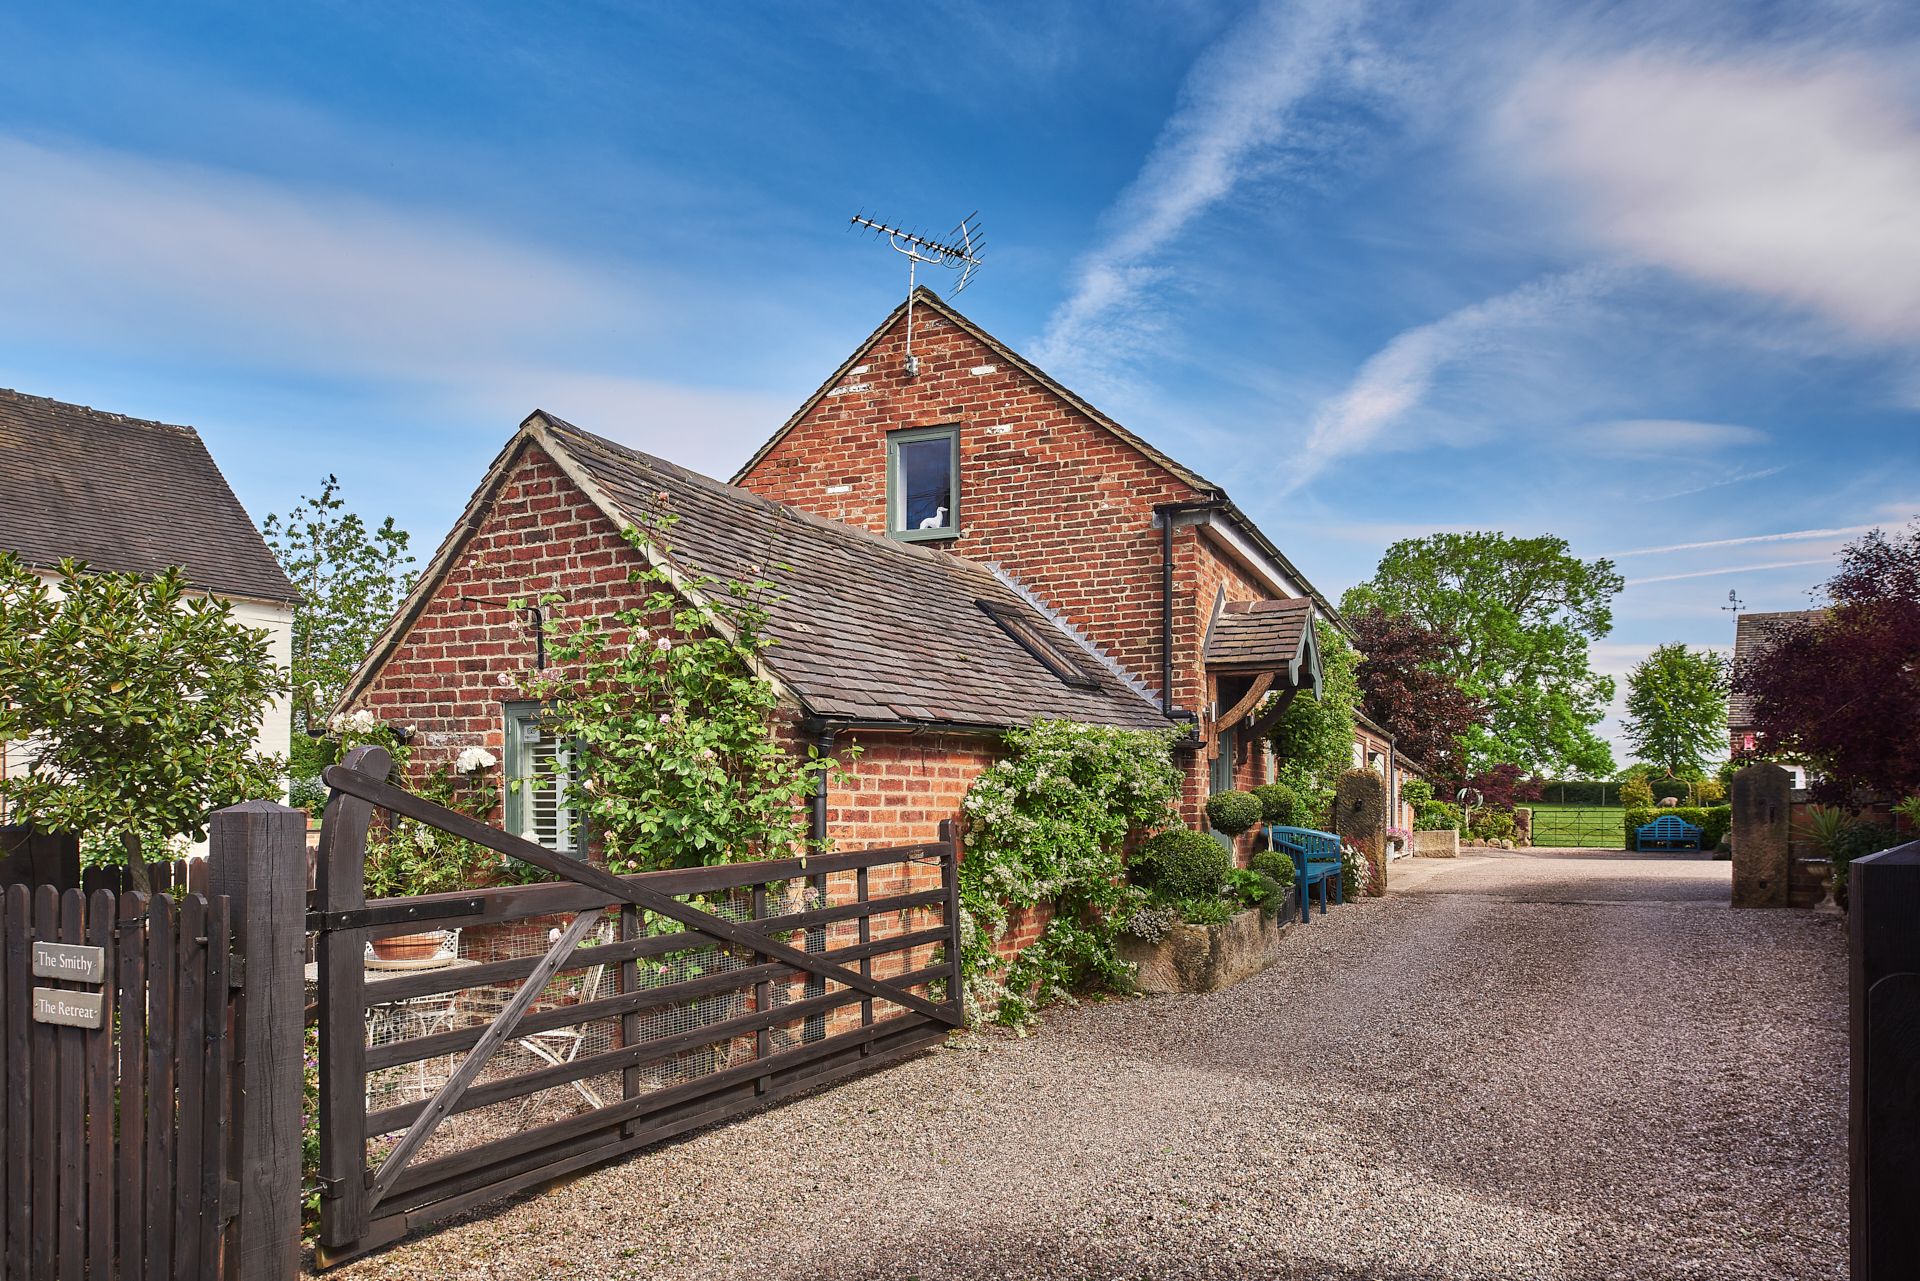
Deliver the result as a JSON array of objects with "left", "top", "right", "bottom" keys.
[
  {"left": 849, "top": 211, "right": 984, "bottom": 377},
  {"left": 1722, "top": 589, "right": 1745, "bottom": 617}
]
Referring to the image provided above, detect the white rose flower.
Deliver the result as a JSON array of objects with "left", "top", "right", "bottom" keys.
[
  {"left": 653, "top": 637, "right": 671, "bottom": 652},
  {"left": 455, "top": 747, "right": 498, "bottom": 774}
]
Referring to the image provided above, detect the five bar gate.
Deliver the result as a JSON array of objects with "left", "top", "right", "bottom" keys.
[
  {"left": 0, "top": 882, "right": 238, "bottom": 1279},
  {"left": 313, "top": 746, "right": 964, "bottom": 1267}
]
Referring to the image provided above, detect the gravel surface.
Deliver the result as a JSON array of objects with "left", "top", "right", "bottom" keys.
[{"left": 321, "top": 848, "right": 1847, "bottom": 1281}]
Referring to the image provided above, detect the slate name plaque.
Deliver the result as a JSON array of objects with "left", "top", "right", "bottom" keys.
[
  {"left": 32, "top": 987, "right": 104, "bottom": 1030},
  {"left": 32, "top": 941, "right": 106, "bottom": 984}
]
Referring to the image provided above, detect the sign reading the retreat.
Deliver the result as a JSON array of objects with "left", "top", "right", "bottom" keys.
[
  {"left": 32, "top": 987, "right": 104, "bottom": 1030},
  {"left": 32, "top": 941, "right": 106, "bottom": 984}
]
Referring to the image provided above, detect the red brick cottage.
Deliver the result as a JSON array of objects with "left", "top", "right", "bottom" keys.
[
  {"left": 337, "top": 412, "right": 1174, "bottom": 948},
  {"left": 731, "top": 287, "right": 1399, "bottom": 838}
]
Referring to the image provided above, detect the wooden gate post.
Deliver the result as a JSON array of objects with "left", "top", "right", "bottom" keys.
[{"left": 209, "top": 799, "right": 309, "bottom": 1281}]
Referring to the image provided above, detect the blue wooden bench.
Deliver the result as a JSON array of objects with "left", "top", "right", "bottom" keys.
[
  {"left": 1267, "top": 825, "right": 1343, "bottom": 922},
  {"left": 1634, "top": 814, "right": 1703, "bottom": 851}
]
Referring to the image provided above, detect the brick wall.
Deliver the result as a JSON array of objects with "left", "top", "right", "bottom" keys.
[{"left": 737, "top": 306, "right": 1288, "bottom": 836}]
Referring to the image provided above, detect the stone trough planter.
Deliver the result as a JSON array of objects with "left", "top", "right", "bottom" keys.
[
  {"left": 1412, "top": 828, "right": 1459, "bottom": 858},
  {"left": 1118, "top": 898, "right": 1294, "bottom": 994}
]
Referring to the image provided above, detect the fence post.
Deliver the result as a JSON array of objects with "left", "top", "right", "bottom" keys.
[{"left": 208, "top": 800, "right": 308, "bottom": 1281}]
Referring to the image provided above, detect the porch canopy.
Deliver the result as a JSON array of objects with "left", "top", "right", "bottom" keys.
[{"left": 1203, "top": 597, "right": 1322, "bottom": 738}]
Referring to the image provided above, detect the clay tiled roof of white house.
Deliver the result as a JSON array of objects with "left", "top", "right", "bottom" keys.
[
  {"left": 0, "top": 388, "right": 296, "bottom": 603},
  {"left": 344, "top": 412, "right": 1173, "bottom": 735}
]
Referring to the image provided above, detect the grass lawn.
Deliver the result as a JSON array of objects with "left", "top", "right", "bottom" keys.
[{"left": 1527, "top": 803, "right": 1627, "bottom": 849}]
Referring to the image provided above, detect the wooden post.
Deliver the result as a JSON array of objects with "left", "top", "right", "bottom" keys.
[
  {"left": 208, "top": 799, "right": 309, "bottom": 1281},
  {"left": 312, "top": 746, "right": 389, "bottom": 1262}
]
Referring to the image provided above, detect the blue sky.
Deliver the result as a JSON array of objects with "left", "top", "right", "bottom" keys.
[{"left": 2, "top": 1, "right": 1916, "bottom": 763}]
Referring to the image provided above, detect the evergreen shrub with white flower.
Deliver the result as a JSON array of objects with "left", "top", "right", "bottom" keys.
[
  {"left": 523, "top": 520, "right": 848, "bottom": 873},
  {"left": 958, "top": 719, "right": 1184, "bottom": 1027}
]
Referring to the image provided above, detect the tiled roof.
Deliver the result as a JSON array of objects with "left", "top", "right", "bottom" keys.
[
  {"left": 347, "top": 413, "right": 1173, "bottom": 735},
  {"left": 1203, "top": 598, "right": 1315, "bottom": 673},
  {"left": 1729, "top": 609, "right": 1827, "bottom": 727},
  {"left": 0, "top": 389, "right": 295, "bottom": 603},
  {"left": 544, "top": 415, "right": 1170, "bottom": 732}
]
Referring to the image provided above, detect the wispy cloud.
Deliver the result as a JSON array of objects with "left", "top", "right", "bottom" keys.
[
  {"left": 1280, "top": 266, "right": 1617, "bottom": 494},
  {"left": 1033, "top": 0, "right": 1362, "bottom": 376},
  {"left": 1625, "top": 556, "right": 1834, "bottom": 586},
  {"left": 1610, "top": 523, "right": 1882, "bottom": 557},
  {"left": 0, "top": 133, "right": 784, "bottom": 473},
  {"left": 1642, "top": 465, "right": 1786, "bottom": 501},
  {"left": 1501, "top": 50, "right": 1920, "bottom": 344}
]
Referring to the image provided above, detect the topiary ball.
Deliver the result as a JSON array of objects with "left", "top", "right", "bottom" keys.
[
  {"left": 1205, "top": 790, "right": 1264, "bottom": 835},
  {"left": 1248, "top": 849, "right": 1296, "bottom": 888},
  {"left": 1251, "top": 782, "right": 1301, "bottom": 826},
  {"left": 1132, "top": 829, "right": 1232, "bottom": 899}
]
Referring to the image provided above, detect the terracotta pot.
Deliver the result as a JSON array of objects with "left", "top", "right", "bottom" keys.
[{"left": 370, "top": 931, "right": 446, "bottom": 962}]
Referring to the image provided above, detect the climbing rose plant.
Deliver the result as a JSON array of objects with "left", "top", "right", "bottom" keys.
[
  {"left": 525, "top": 521, "right": 848, "bottom": 873},
  {"left": 958, "top": 720, "right": 1184, "bottom": 1028}
]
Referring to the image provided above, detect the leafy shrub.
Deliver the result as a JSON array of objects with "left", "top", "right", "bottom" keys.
[
  {"left": 1248, "top": 849, "right": 1296, "bottom": 889},
  {"left": 1340, "top": 843, "right": 1372, "bottom": 898},
  {"left": 1401, "top": 778, "right": 1434, "bottom": 808},
  {"left": 1131, "top": 828, "right": 1232, "bottom": 900},
  {"left": 1251, "top": 781, "right": 1304, "bottom": 826},
  {"left": 1468, "top": 809, "right": 1516, "bottom": 842},
  {"left": 1623, "top": 805, "right": 1732, "bottom": 848},
  {"left": 1619, "top": 776, "right": 1656, "bottom": 809},
  {"left": 1414, "top": 800, "right": 1460, "bottom": 832},
  {"left": 1223, "top": 867, "right": 1288, "bottom": 916},
  {"left": 1206, "top": 790, "right": 1264, "bottom": 835},
  {"left": 1121, "top": 903, "right": 1177, "bottom": 943},
  {"left": 1167, "top": 896, "right": 1236, "bottom": 926},
  {"left": 1692, "top": 779, "right": 1727, "bottom": 805}
]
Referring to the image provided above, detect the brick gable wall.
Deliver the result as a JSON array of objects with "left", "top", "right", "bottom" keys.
[{"left": 738, "top": 307, "right": 1285, "bottom": 841}]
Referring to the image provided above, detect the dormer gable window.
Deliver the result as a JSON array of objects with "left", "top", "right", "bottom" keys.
[{"left": 887, "top": 424, "right": 958, "bottom": 541}]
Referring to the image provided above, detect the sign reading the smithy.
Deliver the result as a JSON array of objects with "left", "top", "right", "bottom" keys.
[{"left": 32, "top": 941, "right": 106, "bottom": 985}]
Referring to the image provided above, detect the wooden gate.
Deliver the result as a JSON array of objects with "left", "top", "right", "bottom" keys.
[
  {"left": 312, "top": 747, "right": 964, "bottom": 1268},
  {"left": 0, "top": 883, "right": 239, "bottom": 1279}
]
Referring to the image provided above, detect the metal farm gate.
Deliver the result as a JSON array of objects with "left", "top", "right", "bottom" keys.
[{"left": 312, "top": 747, "right": 963, "bottom": 1268}]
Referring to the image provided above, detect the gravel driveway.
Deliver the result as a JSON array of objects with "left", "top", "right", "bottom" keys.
[{"left": 324, "top": 848, "right": 1847, "bottom": 1281}]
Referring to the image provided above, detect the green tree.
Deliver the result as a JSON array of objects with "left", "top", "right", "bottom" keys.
[
  {"left": 1623, "top": 643, "right": 1727, "bottom": 778},
  {"left": 1266, "top": 620, "right": 1360, "bottom": 821},
  {"left": 1341, "top": 532, "right": 1622, "bottom": 777},
  {"left": 0, "top": 555, "right": 286, "bottom": 889},
  {"left": 262, "top": 475, "right": 414, "bottom": 740}
]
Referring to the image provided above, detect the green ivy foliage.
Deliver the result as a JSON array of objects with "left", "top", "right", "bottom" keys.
[
  {"left": 0, "top": 554, "right": 286, "bottom": 886},
  {"left": 1267, "top": 620, "right": 1359, "bottom": 823},
  {"left": 957, "top": 720, "right": 1184, "bottom": 1028},
  {"left": 526, "top": 521, "right": 848, "bottom": 873}
]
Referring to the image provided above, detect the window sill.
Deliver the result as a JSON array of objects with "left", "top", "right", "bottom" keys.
[{"left": 887, "top": 527, "right": 961, "bottom": 544}]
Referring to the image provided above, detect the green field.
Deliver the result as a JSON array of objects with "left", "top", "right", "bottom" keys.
[{"left": 1525, "top": 804, "right": 1627, "bottom": 849}]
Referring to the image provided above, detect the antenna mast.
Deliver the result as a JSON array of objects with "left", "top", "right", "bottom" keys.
[{"left": 848, "top": 211, "right": 984, "bottom": 377}]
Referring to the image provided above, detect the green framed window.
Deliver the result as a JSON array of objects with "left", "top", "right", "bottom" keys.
[
  {"left": 887, "top": 424, "right": 959, "bottom": 541},
  {"left": 504, "top": 702, "right": 581, "bottom": 856}
]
